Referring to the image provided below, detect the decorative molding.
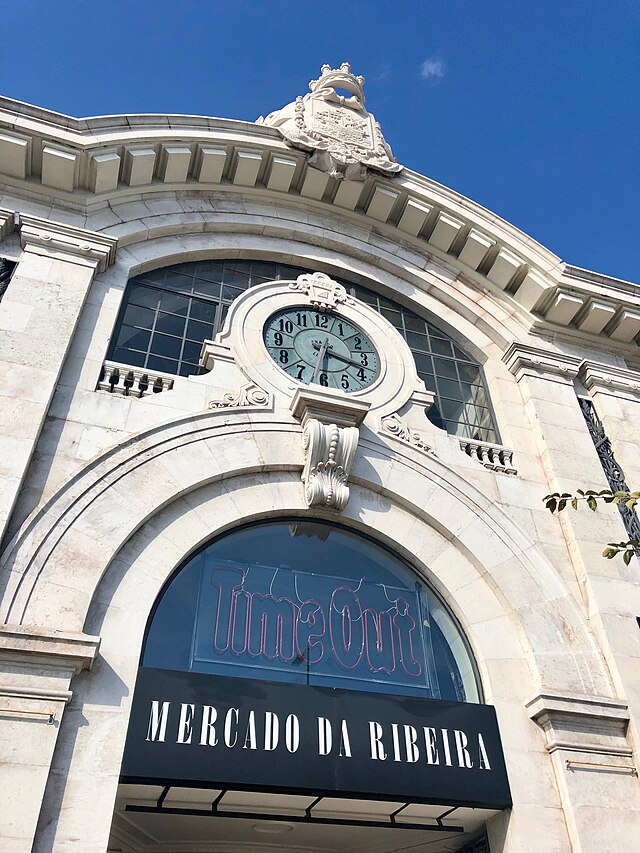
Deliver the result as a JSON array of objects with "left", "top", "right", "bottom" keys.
[
  {"left": 502, "top": 342, "right": 581, "bottom": 383},
  {"left": 97, "top": 361, "right": 174, "bottom": 397},
  {"left": 578, "top": 360, "right": 640, "bottom": 399},
  {"left": 208, "top": 381, "right": 271, "bottom": 410},
  {"left": 18, "top": 214, "right": 117, "bottom": 273},
  {"left": 0, "top": 626, "right": 100, "bottom": 674},
  {"left": 261, "top": 62, "right": 402, "bottom": 181},
  {"left": 290, "top": 387, "right": 370, "bottom": 511},
  {"left": 0, "top": 207, "right": 15, "bottom": 239},
  {"left": 460, "top": 438, "right": 516, "bottom": 475},
  {"left": 288, "top": 271, "right": 354, "bottom": 312},
  {"left": 527, "top": 691, "right": 632, "bottom": 759},
  {"left": 381, "top": 414, "right": 434, "bottom": 455}
]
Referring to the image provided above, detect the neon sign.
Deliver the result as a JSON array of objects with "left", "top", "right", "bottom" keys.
[{"left": 192, "top": 561, "right": 435, "bottom": 692}]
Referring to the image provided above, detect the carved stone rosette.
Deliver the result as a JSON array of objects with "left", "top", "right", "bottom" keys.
[{"left": 301, "top": 419, "right": 359, "bottom": 511}]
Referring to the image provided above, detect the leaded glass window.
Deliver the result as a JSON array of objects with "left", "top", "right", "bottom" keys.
[{"left": 109, "top": 260, "right": 497, "bottom": 442}]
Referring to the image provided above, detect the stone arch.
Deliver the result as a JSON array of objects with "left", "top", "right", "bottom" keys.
[{"left": 0, "top": 409, "right": 614, "bottom": 701}]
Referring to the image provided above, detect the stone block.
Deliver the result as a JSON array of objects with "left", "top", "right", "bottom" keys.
[
  {"left": 41, "top": 145, "right": 77, "bottom": 192},
  {"left": 0, "top": 130, "right": 30, "bottom": 179}
]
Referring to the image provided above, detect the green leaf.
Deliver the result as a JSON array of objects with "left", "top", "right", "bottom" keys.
[
  {"left": 623, "top": 549, "right": 634, "bottom": 565},
  {"left": 571, "top": 497, "right": 578, "bottom": 510},
  {"left": 587, "top": 496, "right": 598, "bottom": 511},
  {"left": 602, "top": 547, "right": 616, "bottom": 559},
  {"left": 546, "top": 499, "right": 557, "bottom": 513},
  {"left": 626, "top": 498, "right": 638, "bottom": 510},
  {"left": 558, "top": 499, "right": 567, "bottom": 512}
]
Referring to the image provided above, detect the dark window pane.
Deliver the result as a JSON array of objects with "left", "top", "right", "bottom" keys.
[
  {"left": 159, "top": 291, "right": 189, "bottom": 315},
  {"left": 112, "top": 347, "right": 145, "bottom": 368},
  {"left": 152, "top": 333, "right": 182, "bottom": 359},
  {"left": 122, "top": 303, "right": 154, "bottom": 329},
  {"left": 413, "top": 353, "right": 434, "bottom": 374},
  {"left": 406, "top": 331, "right": 430, "bottom": 352},
  {"left": 147, "top": 354, "right": 179, "bottom": 374},
  {"left": 129, "top": 284, "right": 162, "bottom": 310},
  {"left": 458, "top": 363, "right": 482, "bottom": 383},
  {"left": 432, "top": 356, "right": 459, "bottom": 380},
  {"left": 116, "top": 325, "right": 151, "bottom": 351},
  {"left": 182, "top": 341, "right": 202, "bottom": 363},
  {"left": 192, "top": 279, "right": 223, "bottom": 299},
  {"left": 429, "top": 336, "right": 455, "bottom": 358},
  {"left": 155, "top": 311, "right": 186, "bottom": 337},
  {"left": 437, "top": 378, "right": 463, "bottom": 400},
  {"left": 163, "top": 271, "right": 195, "bottom": 293},
  {"left": 440, "top": 398, "right": 466, "bottom": 420},
  {"left": 186, "top": 318, "right": 214, "bottom": 342},
  {"left": 189, "top": 299, "right": 218, "bottom": 323},
  {"left": 404, "top": 314, "right": 427, "bottom": 333}
]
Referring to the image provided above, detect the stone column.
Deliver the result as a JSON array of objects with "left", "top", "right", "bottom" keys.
[
  {"left": 0, "top": 626, "right": 99, "bottom": 851},
  {"left": 0, "top": 215, "right": 117, "bottom": 547},
  {"left": 504, "top": 343, "right": 640, "bottom": 850}
]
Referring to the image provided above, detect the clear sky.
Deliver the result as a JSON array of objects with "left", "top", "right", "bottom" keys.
[{"left": 2, "top": 1, "right": 638, "bottom": 282}]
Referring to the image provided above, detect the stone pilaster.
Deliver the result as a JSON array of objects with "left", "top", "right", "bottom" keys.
[
  {"left": 528, "top": 692, "right": 640, "bottom": 851},
  {"left": 0, "top": 626, "right": 99, "bottom": 851},
  {"left": 0, "top": 214, "right": 117, "bottom": 547}
]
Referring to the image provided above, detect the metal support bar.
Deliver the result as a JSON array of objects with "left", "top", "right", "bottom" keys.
[
  {"left": 124, "top": 803, "right": 464, "bottom": 833},
  {"left": 0, "top": 707, "right": 55, "bottom": 723},
  {"left": 566, "top": 759, "right": 637, "bottom": 775}
]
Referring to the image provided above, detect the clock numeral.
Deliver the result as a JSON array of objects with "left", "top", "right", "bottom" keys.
[
  {"left": 314, "top": 313, "right": 329, "bottom": 329},
  {"left": 279, "top": 319, "right": 294, "bottom": 333},
  {"left": 295, "top": 312, "right": 308, "bottom": 327},
  {"left": 360, "top": 353, "right": 369, "bottom": 366},
  {"left": 279, "top": 350, "right": 289, "bottom": 364},
  {"left": 337, "top": 322, "right": 344, "bottom": 336},
  {"left": 274, "top": 332, "right": 283, "bottom": 346},
  {"left": 296, "top": 365, "right": 305, "bottom": 380},
  {"left": 354, "top": 336, "right": 362, "bottom": 350},
  {"left": 319, "top": 372, "right": 329, "bottom": 387},
  {"left": 341, "top": 374, "right": 350, "bottom": 390},
  {"left": 357, "top": 368, "right": 366, "bottom": 381}
]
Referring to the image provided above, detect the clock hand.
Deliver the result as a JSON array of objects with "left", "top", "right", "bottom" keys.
[
  {"left": 311, "top": 342, "right": 369, "bottom": 370},
  {"left": 312, "top": 337, "right": 330, "bottom": 382}
]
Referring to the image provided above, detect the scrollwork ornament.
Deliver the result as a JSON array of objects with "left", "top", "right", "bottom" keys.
[
  {"left": 288, "top": 271, "right": 354, "bottom": 312},
  {"left": 301, "top": 418, "right": 359, "bottom": 511},
  {"left": 381, "top": 414, "right": 434, "bottom": 455},
  {"left": 208, "top": 382, "right": 270, "bottom": 410}
]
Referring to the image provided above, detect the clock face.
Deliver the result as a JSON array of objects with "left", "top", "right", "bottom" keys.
[{"left": 263, "top": 307, "right": 379, "bottom": 392}]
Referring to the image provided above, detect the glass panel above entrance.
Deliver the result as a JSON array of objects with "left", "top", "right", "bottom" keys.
[{"left": 143, "top": 520, "right": 480, "bottom": 704}]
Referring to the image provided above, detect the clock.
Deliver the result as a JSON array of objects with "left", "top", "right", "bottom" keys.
[{"left": 263, "top": 306, "right": 379, "bottom": 392}]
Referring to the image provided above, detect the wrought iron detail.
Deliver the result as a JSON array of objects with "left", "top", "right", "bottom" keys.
[
  {"left": 579, "top": 397, "right": 640, "bottom": 542},
  {"left": 0, "top": 257, "right": 16, "bottom": 303}
]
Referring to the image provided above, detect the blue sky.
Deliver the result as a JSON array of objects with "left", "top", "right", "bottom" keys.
[{"left": 2, "top": 1, "right": 638, "bottom": 282}]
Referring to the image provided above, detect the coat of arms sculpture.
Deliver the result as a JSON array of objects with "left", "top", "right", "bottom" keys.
[{"left": 259, "top": 62, "right": 403, "bottom": 182}]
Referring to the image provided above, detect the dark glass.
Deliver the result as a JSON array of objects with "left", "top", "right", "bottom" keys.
[{"left": 143, "top": 520, "right": 480, "bottom": 703}]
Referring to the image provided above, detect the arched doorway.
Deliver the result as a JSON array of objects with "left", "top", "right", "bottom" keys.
[{"left": 108, "top": 519, "right": 510, "bottom": 852}]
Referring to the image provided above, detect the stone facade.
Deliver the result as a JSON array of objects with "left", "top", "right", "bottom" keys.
[{"left": 0, "top": 66, "right": 639, "bottom": 852}]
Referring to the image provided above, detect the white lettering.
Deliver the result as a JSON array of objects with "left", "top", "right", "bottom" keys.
[
  {"left": 176, "top": 703, "right": 195, "bottom": 744},
  {"left": 264, "top": 711, "right": 279, "bottom": 751},
  {"left": 146, "top": 700, "right": 170, "bottom": 742},
  {"left": 318, "top": 717, "right": 332, "bottom": 756},
  {"left": 339, "top": 719, "right": 352, "bottom": 758},
  {"left": 391, "top": 722, "right": 402, "bottom": 761},
  {"left": 243, "top": 710, "right": 257, "bottom": 750},
  {"left": 368, "top": 721, "right": 386, "bottom": 760},
  {"left": 478, "top": 732, "right": 491, "bottom": 770},
  {"left": 199, "top": 705, "right": 218, "bottom": 746},
  {"left": 403, "top": 724, "right": 419, "bottom": 763},
  {"left": 285, "top": 714, "right": 300, "bottom": 753},
  {"left": 423, "top": 726, "right": 439, "bottom": 764},
  {"left": 441, "top": 728, "right": 453, "bottom": 766},
  {"left": 454, "top": 729, "right": 473, "bottom": 768},
  {"left": 224, "top": 708, "right": 239, "bottom": 748}
]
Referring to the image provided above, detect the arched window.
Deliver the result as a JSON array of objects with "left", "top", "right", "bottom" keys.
[
  {"left": 108, "top": 260, "right": 497, "bottom": 442},
  {"left": 143, "top": 520, "right": 481, "bottom": 704}
]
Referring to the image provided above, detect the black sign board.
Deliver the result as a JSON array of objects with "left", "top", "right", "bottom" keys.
[{"left": 121, "top": 668, "right": 512, "bottom": 810}]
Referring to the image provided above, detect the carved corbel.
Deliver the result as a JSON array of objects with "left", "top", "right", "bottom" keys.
[{"left": 290, "top": 387, "right": 370, "bottom": 511}]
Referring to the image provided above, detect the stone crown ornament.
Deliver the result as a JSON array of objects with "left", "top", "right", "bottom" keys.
[{"left": 259, "top": 62, "right": 402, "bottom": 182}]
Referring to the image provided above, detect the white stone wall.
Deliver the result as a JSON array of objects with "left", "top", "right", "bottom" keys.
[{"left": 0, "top": 185, "right": 639, "bottom": 852}]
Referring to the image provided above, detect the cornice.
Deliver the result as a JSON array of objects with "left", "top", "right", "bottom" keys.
[
  {"left": 0, "top": 96, "right": 637, "bottom": 351},
  {"left": 18, "top": 214, "right": 117, "bottom": 272},
  {"left": 502, "top": 342, "right": 581, "bottom": 383},
  {"left": 578, "top": 360, "right": 640, "bottom": 399},
  {"left": 0, "top": 625, "right": 100, "bottom": 674},
  {"left": 0, "top": 206, "right": 14, "bottom": 239}
]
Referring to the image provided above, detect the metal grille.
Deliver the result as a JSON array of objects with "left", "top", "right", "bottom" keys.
[
  {"left": 109, "top": 260, "right": 497, "bottom": 442},
  {"left": 0, "top": 257, "right": 17, "bottom": 302},
  {"left": 579, "top": 397, "right": 640, "bottom": 542}
]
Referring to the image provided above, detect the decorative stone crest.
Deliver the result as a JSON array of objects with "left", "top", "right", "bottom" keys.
[
  {"left": 288, "top": 271, "right": 354, "bottom": 312},
  {"left": 260, "top": 62, "right": 402, "bottom": 181},
  {"left": 302, "top": 419, "right": 359, "bottom": 511},
  {"left": 381, "top": 414, "right": 434, "bottom": 454},
  {"left": 208, "top": 382, "right": 271, "bottom": 409}
]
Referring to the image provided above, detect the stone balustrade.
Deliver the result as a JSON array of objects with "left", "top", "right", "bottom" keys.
[
  {"left": 460, "top": 437, "right": 516, "bottom": 475},
  {"left": 96, "top": 360, "right": 174, "bottom": 398}
]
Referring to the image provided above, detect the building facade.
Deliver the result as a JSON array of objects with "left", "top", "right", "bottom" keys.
[{"left": 0, "top": 64, "right": 639, "bottom": 852}]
